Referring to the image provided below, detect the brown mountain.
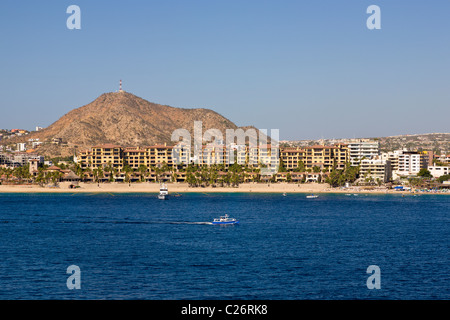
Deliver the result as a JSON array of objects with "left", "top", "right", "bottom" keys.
[{"left": 16, "top": 91, "right": 262, "bottom": 157}]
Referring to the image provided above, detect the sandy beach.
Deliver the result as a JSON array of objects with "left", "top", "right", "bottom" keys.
[{"left": 0, "top": 182, "right": 441, "bottom": 194}]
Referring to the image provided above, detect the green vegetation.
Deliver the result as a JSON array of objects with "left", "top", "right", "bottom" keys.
[
  {"left": 325, "top": 163, "right": 360, "bottom": 187},
  {"left": 417, "top": 168, "right": 432, "bottom": 178}
]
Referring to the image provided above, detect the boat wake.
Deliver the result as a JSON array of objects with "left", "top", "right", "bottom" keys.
[
  {"left": 166, "top": 221, "right": 213, "bottom": 225},
  {"left": 62, "top": 219, "right": 214, "bottom": 226}
]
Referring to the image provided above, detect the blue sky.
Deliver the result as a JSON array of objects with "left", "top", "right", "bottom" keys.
[{"left": 0, "top": 0, "right": 449, "bottom": 140}]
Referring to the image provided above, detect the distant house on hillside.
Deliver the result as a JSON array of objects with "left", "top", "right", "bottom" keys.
[{"left": 51, "top": 138, "right": 63, "bottom": 145}]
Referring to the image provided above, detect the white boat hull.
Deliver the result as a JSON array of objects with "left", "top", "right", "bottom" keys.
[
  {"left": 158, "top": 194, "right": 169, "bottom": 200},
  {"left": 212, "top": 214, "right": 239, "bottom": 225},
  {"left": 212, "top": 220, "right": 239, "bottom": 225},
  {"left": 158, "top": 183, "right": 169, "bottom": 200}
]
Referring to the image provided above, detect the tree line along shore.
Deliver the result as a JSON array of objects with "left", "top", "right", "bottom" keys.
[{"left": 1, "top": 160, "right": 449, "bottom": 194}]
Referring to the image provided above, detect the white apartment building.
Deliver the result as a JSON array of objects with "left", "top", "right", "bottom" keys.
[
  {"left": 381, "top": 149, "right": 427, "bottom": 179},
  {"left": 380, "top": 150, "right": 402, "bottom": 172},
  {"left": 360, "top": 158, "right": 392, "bottom": 183},
  {"left": 428, "top": 166, "right": 450, "bottom": 178},
  {"left": 397, "top": 151, "right": 422, "bottom": 176},
  {"left": 17, "top": 143, "right": 26, "bottom": 152},
  {"left": 0, "top": 152, "right": 44, "bottom": 167},
  {"left": 348, "top": 139, "right": 380, "bottom": 166}
]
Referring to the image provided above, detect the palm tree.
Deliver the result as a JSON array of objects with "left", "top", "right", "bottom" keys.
[
  {"left": 138, "top": 164, "right": 148, "bottom": 182},
  {"left": 286, "top": 172, "right": 292, "bottom": 183},
  {"left": 223, "top": 172, "right": 232, "bottom": 187},
  {"left": 50, "top": 171, "right": 62, "bottom": 186},
  {"left": 93, "top": 167, "right": 104, "bottom": 186},
  {"left": 105, "top": 161, "right": 114, "bottom": 182},
  {"left": 154, "top": 166, "right": 162, "bottom": 183},
  {"left": 4, "top": 168, "right": 13, "bottom": 183},
  {"left": 195, "top": 170, "right": 202, "bottom": 186},
  {"left": 161, "top": 161, "right": 170, "bottom": 173},
  {"left": 112, "top": 167, "right": 118, "bottom": 182},
  {"left": 83, "top": 167, "right": 92, "bottom": 182},
  {"left": 35, "top": 170, "right": 45, "bottom": 186},
  {"left": 231, "top": 172, "right": 240, "bottom": 187},
  {"left": 208, "top": 166, "right": 218, "bottom": 186},
  {"left": 200, "top": 166, "right": 209, "bottom": 186},
  {"left": 122, "top": 164, "right": 132, "bottom": 186},
  {"left": 186, "top": 172, "right": 197, "bottom": 187},
  {"left": 14, "top": 165, "right": 30, "bottom": 184},
  {"left": 74, "top": 163, "right": 84, "bottom": 178}
]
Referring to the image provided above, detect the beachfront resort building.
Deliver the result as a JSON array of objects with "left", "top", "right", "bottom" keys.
[
  {"left": 91, "top": 144, "right": 123, "bottom": 170},
  {"left": 381, "top": 150, "right": 402, "bottom": 172},
  {"left": 75, "top": 142, "right": 443, "bottom": 183},
  {"left": 347, "top": 139, "right": 380, "bottom": 166},
  {"left": 198, "top": 145, "right": 231, "bottom": 167},
  {"left": 359, "top": 158, "right": 392, "bottom": 183},
  {"left": 249, "top": 145, "right": 280, "bottom": 170},
  {"left": 397, "top": 151, "right": 422, "bottom": 177},
  {"left": 77, "top": 143, "right": 284, "bottom": 171},
  {"left": 280, "top": 144, "right": 349, "bottom": 172},
  {"left": 123, "top": 146, "right": 148, "bottom": 169},
  {"left": 78, "top": 144, "right": 178, "bottom": 170},
  {"left": 381, "top": 149, "right": 427, "bottom": 179}
]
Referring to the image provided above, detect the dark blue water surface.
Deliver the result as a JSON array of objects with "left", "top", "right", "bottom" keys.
[{"left": 0, "top": 192, "right": 448, "bottom": 300}]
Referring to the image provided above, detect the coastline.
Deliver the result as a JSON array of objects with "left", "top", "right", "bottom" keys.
[{"left": 0, "top": 182, "right": 448, "bottom": 195}]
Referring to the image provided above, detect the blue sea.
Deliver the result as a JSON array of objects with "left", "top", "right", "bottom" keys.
[{"left": 0, "top": 192, "right": 448, "bottom": 300}]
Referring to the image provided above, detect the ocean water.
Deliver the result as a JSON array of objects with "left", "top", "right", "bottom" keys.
[{"left": 0, "top": 192, "right": 448, "bottom": 300}]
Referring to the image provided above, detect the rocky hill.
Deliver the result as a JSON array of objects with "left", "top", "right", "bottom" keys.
[{"left": 6, "top": 91, "right": 262, "bottom": 158}]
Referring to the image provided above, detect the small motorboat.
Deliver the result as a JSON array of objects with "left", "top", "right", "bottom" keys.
[
  {"left": 212, "top": 214, "right": 239, "bottom": 225},
  {"left": 306, "top": 194, "right": 318, "bottom": 199},
  {"left": 158, "top": 183, "right": 169, "bottom": 200}
]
